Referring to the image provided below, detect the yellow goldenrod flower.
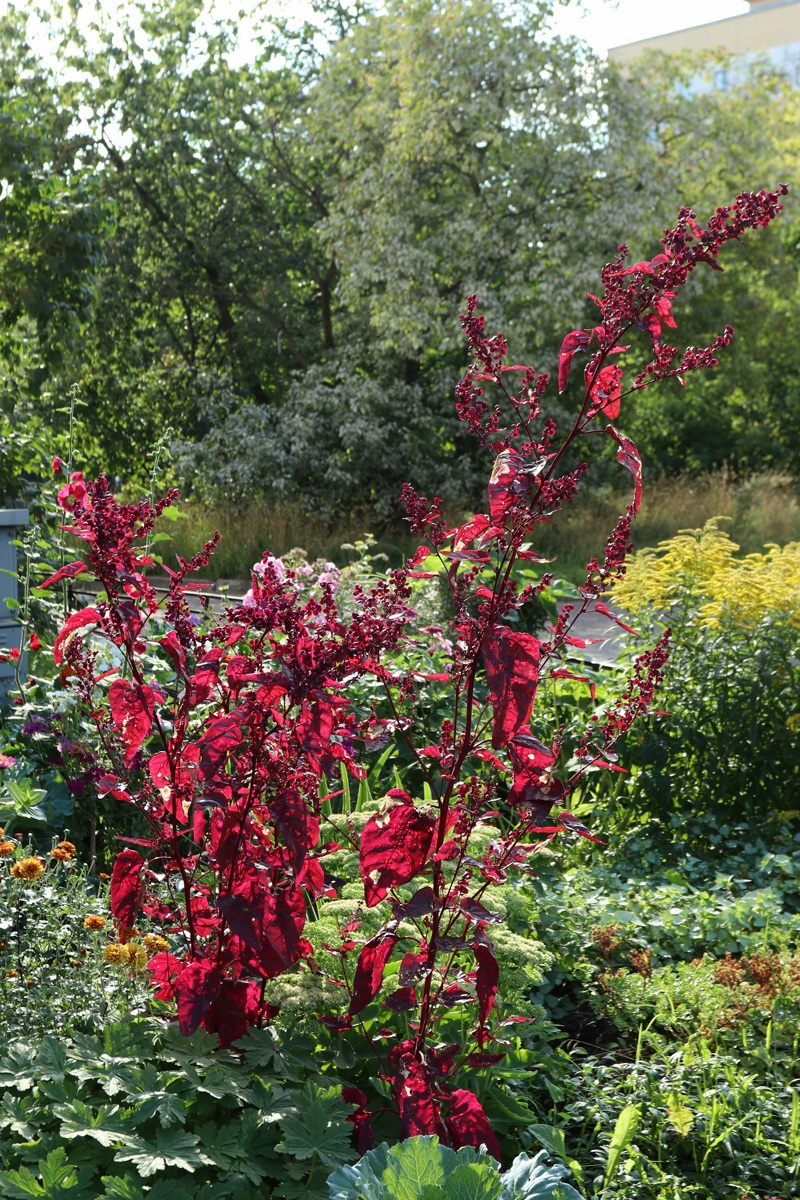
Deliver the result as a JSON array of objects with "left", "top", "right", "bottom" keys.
[
  {"left": 11, "top": 857, "right": 45, "bottom": 882},
  {"left": 84, "top": 915, "right": 107, "bottom": 931},
  {"left": 787, "top": 714, "right": 800, "bottom": 733},
  {"left": 103, "top": 943, "right": 122, "bottom": 964},
  {"left": 614, "top": 519, "right": 800, "bottom": 630}
]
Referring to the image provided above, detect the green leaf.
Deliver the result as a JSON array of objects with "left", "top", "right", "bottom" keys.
[
  {"left": 499, "top": 1151, "right": 583, "bottom": 1200},
  {"left": 443, "top": 1162, "right": 502, "bottom": 1200},
  {"left": 602, "top": 1105, "right": 641, "bottom": 1191},
  {"left": 276, "top": 1083, "right": 354, "bottom": 1172},
  {"left": 97, "top": 1176, "right": 144, "bottom": 1200},
  {"left": 0, "top": 1044, "right": 39, "bottom": 1092},
  {"left": 0, "top": 1147, "right": 91, "bottom": 1199},
  {"left": 525, "top": 1127, "right": 583, "bottom": 1189},
  {"left": 381, "top": 1138, "right": 455, "bottom": 1200},
  {"left": 54, "top": 1099, "right": 130, "bottom": 1147},
  {"left": 114, "top": 1128, "right": 211, "bottom": 1177},
  {"left": 665, "top": 1094, "right": 694, "bottom": 1137},
  {"left": 0, "top": 1092, "right": 37, "bottom": 1139}
]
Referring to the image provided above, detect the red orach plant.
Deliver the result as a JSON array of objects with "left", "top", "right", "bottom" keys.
[{"left": 47, "top": 186, "right": 786, "bottom": 1142}]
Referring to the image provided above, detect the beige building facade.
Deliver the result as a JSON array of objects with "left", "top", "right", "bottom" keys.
[{"left": 608, "top": 0, "right": 800, "bottom": 70}]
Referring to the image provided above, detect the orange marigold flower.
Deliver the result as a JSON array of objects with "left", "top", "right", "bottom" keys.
[
  {"left": 6, "top": 969, "right": 17, "bottom": 978},
  {"left": 84, "top": 915, "right": 107, "bottom": 931},
  {"left": 103, "top": 943, "right": 122, "bottom": 964},
  {"left": 11, "top": 856, "right": 45, "bottom": 882},
  {"left": 120, "top": 942, "right": 148, "bottom": 970},
  {"left": 99, "top": 872, "right": 110, "bottom": 880},
  {"left": 52, "top": 840, "right": 77, "bottom": 861},
  {"left": 0, "top": 841, "right": 16, "bottom": 857}
]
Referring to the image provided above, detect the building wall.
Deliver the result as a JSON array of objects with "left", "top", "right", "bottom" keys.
[{"left": 608, "top": 0, "right": 800, "bottom": 64}]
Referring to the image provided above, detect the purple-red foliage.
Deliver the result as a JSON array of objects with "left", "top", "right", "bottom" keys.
[{"left": 50, "top": 185, "right": 786, "bottom": 1152}]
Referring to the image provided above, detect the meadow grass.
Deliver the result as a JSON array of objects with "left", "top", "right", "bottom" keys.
[{"left": 158, "top": 470, "right": 800, "bottom": 583}]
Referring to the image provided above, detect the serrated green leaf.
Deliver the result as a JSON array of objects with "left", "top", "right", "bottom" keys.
[
  {"left": 276, "top": 1083, "right": 354, "bottom": 1171},
  {"left": 97, "top": 1176, "right": 144, "bottom": 1200},
  {"left": 0, "top": 1162, "right": 46, "bottom": 1198},
  {"left": 0, "top": 1092, "right": 37, "bottom": 1139},
  {"left": 115, "top": 1128, "right": 211, "bottom": 1177},
  {"left": 0, "top": 1045, "right": 39, "bottom": 1092},
  {"left": 54, "top": 1099, "right": 130, "bottom": 1147}
]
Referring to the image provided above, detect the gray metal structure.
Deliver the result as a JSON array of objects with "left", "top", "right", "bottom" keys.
[{"left": 0, "top": 509, "right": 30, "bottom": 699}]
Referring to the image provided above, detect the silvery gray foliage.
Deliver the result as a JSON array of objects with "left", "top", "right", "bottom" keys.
[{"left": 176, "top": 360, "right": 483, "bottom": 519}]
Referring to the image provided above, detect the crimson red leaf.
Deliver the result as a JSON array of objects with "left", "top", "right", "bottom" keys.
[
  {"left": 146, "top": 950, "right": 182, "bottom": 1002},
  {"left": 349, "top": 930, "right": 400, "bottom": 1014},
  {"left": 391, "top": 1055, "right": 439, "bottom": 1138},
  {"left": 473, "top": 942, "right": 499, "bottom": 1030},
  {"left": 198, "top": 713, "right": 243, "bottom": 778},
  {"left": 654, "top": 292, "right": 677, "bottom": 329},
  {"left": 594, "top": 601, "right": 639, "bottom": 635},
  {"left": 445, "top": 1089, "right": 501, "bottom": 1159},
  {"left": 559, "top": 811, "right": 605, "bottom": 844},
  {"left": 191, "top": 646, "right": 225, "bottom": 704},
  {"left": 110, "top": 849, "right": 144, "bottom": 930},
  {"left": 398, "top": 951, "right": 432, "bottom": 987},
  {"left": 109, "top": 680, "right": 155, "bottom": 764},
  {"left": 453, "top": 514, "right": 491, "bottom": 551},
  {"left": 482, "top": 629, "right": 540, "bottom": 749},
  {"left": 589, "top": 364, "right": 622, "bottom": 419},
  {"left": 201, "top": 978, "right": 262, "bottom": 1047},
  {"left": 550, "top": 668, "right": 597, "bottom": 703},
  {"left": 40, "top": 560, "right": 89, "bottom": 589},
  {"left": 175, "top": 958, "right": 221, "bottom": 1036},
  {"left": 53, "top": 607, "right": 101, "bottom": 665},
  {"left": 359, "top": 796, "right": 436, "bottom": 907},
  {"left": 159, "top": 631, "right": 188, "bottom": 677},
  {"left": 461, "top": 897, "right": 503, "bottom": 925},
  {"left": 343, "top": 1088, "right": 375, "bottom": 1155},
  {"left": 383, "top": 987, "right": 417, "bottom": 1012},
  {"left": 558, "top": 329, "right": 592, "bottom": 393},
  {"left": 606, "top": 426, "right": 643, "bottom": 512}
]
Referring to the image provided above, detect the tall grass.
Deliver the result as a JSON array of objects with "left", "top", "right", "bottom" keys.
[{"left": 156, "top": 471, "right": 800, "bottom": 583}]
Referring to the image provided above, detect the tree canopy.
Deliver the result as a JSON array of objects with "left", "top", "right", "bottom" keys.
[{"left": 0, "top": 0, "right": 798, "bottom": 513}]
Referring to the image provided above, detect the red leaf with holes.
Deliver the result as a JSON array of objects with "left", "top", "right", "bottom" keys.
[
  {"left": 482, "top": 629, "right": 540, "bottom": 749},
  {"left": 473, "top": 942, "right": 499, "bottom": 1031},
  {"left": 446, "top": 1089, "right": 501, "bottom": 1159},
  {"left": 53, "top": 607, "right": 101, "bottom": 665},
  {"left": 389, "top": 1048, "right": 439, "bottom": 1137},
  {"left": 589, "top": 364, "right": 622, "bottom": 419},
  {"left": 39, "top": 560, "right": 89, "bottom": 589},
  {"left": 349, "top": 930, "right": 400, "bottom": 1014},
  {"left": 558, "top": 329, "right": 592, "bottom": 392},
  {"left": 175, "top": 958, "right": 221, "bottom": 1036},
  {"left": 110, "top": 849, "right": 144, "bottom": 929},
  {"left": 108, "top": 680, "right": 155, "bottom": 764},
  {"left": 606, "top": 426, "right": 643, "bottom": 512},
  {"left": 359, "top": 796, "right": 436, "bottom": 906}
]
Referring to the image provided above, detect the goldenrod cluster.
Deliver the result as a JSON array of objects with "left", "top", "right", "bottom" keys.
[{"left": 614, "top": 519, "right": 800, "bottom": 629}]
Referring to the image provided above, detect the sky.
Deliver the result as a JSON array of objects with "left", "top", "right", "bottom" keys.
[
  {"left": 548, "top": 0, "right": 750, "bottom": 56},
  {"left": 0, "top": 0, "right": 755, "bottom": 61}
]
